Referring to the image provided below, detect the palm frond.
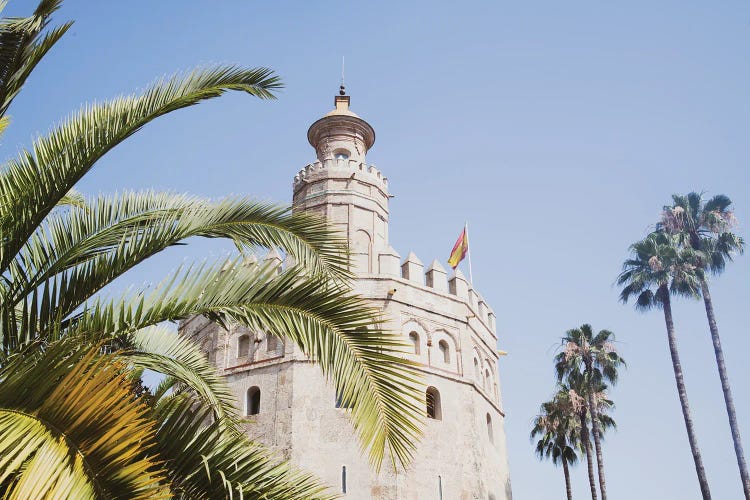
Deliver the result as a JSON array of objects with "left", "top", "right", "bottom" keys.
[
  {"left": 0, "top": 65, "right": 282, "bottom": 273},
  {"left": 72, "top": 259, "right": 424, "bottom": 469},
  {"left": 154, "top": 395, "right": 336, "bottom": 499},
  {"left": 120, "top": 325, "right": 242, "bottom": 427},
  {"left": 11, "top": 191, "right": 349, "bottom": 311},
  {"left": 0, "top": 0, "right": 66, "bottom": 118}
]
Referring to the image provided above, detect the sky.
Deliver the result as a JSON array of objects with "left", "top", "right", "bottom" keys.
[{"left": 4, "top": 1, "right": 750, "bottom": 498}]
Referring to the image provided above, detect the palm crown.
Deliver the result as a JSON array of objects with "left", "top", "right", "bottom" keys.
[
  {"left": 617, "top": 231, "right": 702, "bottom": 309},
  {"left": 555, "top": 324, "right": 624, "bottom": 387},
  {"left": 531, "top": 392, "right": 580, "bottom": 467},
  {"left": 658, "top": 192, "right": 744, "bottom": 274}
]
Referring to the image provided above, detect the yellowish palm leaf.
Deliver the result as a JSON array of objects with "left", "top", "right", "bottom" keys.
[{"left": 0, "top": 342, "right": 169, "bottom": 498}]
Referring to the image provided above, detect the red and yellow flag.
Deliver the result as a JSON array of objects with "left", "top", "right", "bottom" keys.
[{"left": 447, "top": 227, "right": 469, "bottom": 269}]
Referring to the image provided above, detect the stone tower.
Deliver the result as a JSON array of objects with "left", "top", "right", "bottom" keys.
[{"left": 179, "top": 91, "right": 512, "bottom": 500}]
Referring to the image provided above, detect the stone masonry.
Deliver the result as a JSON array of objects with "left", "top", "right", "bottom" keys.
[{"left": 178, "top": 92, "right": 512, "bottom": 500}]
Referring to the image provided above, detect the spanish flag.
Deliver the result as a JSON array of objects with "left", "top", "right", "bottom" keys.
[{"left": 447, "top": 226, "right": 469, "bottom": 269}]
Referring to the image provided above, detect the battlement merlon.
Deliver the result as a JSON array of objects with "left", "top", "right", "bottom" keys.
[{"left": 382, "top": 249, "right": 498, "bottom": 338}]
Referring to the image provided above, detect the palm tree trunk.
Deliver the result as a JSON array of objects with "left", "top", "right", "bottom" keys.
[
  {"left": 579, "top": 411, "right": 598, "bottom": 500},
  {"left": 563, "top": 458, "right": 573, "bottom": 500},
  {"left": 699, "top": 278, "right": 750, "bottom": 499},
  {"left": 662, "top": 290, "right": 712, "bottom": 499},
  {"left": 586, "top": 388, "right": 607, "bottom": 500}
]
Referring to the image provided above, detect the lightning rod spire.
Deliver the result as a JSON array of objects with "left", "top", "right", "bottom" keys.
[{"left": 339, "top": 56, "right": 346, "bottom": 95}]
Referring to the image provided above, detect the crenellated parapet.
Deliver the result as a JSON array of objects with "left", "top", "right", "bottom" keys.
[
  {"left": 372, "top": 247, "right": 498, "bottom": 336},
  {"left": 292, "top": 158, "right": 389, "bottom": 194}
]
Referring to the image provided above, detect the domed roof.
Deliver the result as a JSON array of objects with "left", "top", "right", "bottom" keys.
[
  {"left": 324, "top": 107, "right": 360, "bottom": 118},
  {"left": 307, "top": 94, "right": 376, "bottom": 151}
]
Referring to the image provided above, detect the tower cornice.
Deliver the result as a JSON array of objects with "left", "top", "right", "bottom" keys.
[{"left": 307, "top": 114, "right": 375, "bottom": 153}]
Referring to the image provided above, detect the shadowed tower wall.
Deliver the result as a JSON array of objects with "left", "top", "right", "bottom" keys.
[{"left": 179, "top": 93, "right": 512, "bottom": 500}]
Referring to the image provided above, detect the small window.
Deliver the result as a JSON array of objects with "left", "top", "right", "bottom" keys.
[
  {"left": 237, "top": 335, "right": 250, "bottom": 358},
  {"left": 438, "top": 340, "right": 450, "bottom": 364},
  {"left": 474, "top": 358, "right": 480, "bottom": 381},
  {"left": 246, "top": 386, "right": 261, "bottom": 416},
  {"left": 485, "top": 368, "right": 491, "bottom": 391},
  {"left": 438, "top": 475, "right": 443, "bottom": 500},
  {"left": 426, "top": 386, "right": 442, "bottom": 420},
  {"left": 267, "top": 333, "right": 278, "bottom": 353},
  {"left": 409, "top": 331, "right": 420, "bottom": 355},
  {"left": 334, "top": 149, "right": 350, "bottom": 160},
  {"left": 486, "top": 413, "right": 494, "bottom": 443},
  {"left": 342, "top": 466, "right": 347, "bottom": 493}
]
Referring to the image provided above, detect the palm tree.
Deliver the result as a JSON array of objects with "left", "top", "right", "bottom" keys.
[
  {"left": 555, "top": 324, "right": 624, "bottom": 500},
  {"left": 660, "top": 192, "right": 749, "bottom": 499},
  {"left": 0, "top": 2, "right": 424, "bottom": 497},
  {"left": 531, "top": 391, "right": 580, "bottom": 500},
  {"left": 617, "top": 231, "right": 712, "bottom": 499}
]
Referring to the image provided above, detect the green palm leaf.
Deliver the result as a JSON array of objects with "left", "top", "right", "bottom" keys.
[
  {"left": 154, "top": 395, "right": 336, "bottom": 500},
  {"left": 0, "top": 0, "right": 67, "bottom": 119},
  {"left": 72, "top": 259, "right": 424, "bottom": 468},
  {"left": 4, "top": 192, "right": 349, "bottom": 349},
  {"left": 0, "top": 65, "right": 282, "bottom": 271},
  {"left": 122, "top": 325, "right": 241, "bottom": 427}
]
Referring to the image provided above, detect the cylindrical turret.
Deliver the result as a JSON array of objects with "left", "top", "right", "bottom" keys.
[
  {"left": 293, "top": 93, "right": 389, "bottom": 274},
  {"left": 307, "top": 95, "right": 375, "bottom": 163}
]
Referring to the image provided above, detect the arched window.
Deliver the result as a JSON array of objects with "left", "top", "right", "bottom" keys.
[
  {"left": 426, "top": 386, "right": 442, "bottom": 420},
  {"left": 485, "top": 368, "right": 491, "bottom": 391},
  {"left": 267, "top": 333, "right": 278, "bottom": 353},
  {"left": 246, "top": 386, "right": 261, "bottom": 415},
  {"left": 237, "top": 335, "right": 250, "bottom": 358},
  {"left": 486, "top": 413, "right": 494, "bottom": 443},
  {"left": 438, "top": 340, "right": 450, "bottom": 364},
  {"left": 334, "top": 149, "right": 350, "bottom": 160},
  {"left": 474, "top": 357, "right": 480, "bottom": 381},
  {"left": 341, "top": 465, "right": 347, "bottom": 493},
  {"left": 352, "top": 229, "right": 372, "bottom": 273},
  {"left": 409, "top": 331, "right": 420, "bottom": 355}
]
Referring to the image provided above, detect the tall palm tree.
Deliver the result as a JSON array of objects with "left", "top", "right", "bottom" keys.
[
  {"left": 660, "top": 192, "right": 749, "bottom": 499},
  {"left": 0, "top": 1, "right": 424, "bottom": 497},
  {"left": 618, "top": 231, "right": 712, "bottom": 499},
  {"left": 555, "top": 324, "right": 624, "bottom": 500},
  {"left": 531, "top": 391, "right": 581, "bottom": 500}
]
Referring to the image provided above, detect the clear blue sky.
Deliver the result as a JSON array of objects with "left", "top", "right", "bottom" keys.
[{"left": 5, "top": 1, "right": 749, "bottom": 498}]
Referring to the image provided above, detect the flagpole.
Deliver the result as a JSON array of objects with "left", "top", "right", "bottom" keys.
[{"left": 465, "top": 221, "right": 474, "bottom": 284}]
